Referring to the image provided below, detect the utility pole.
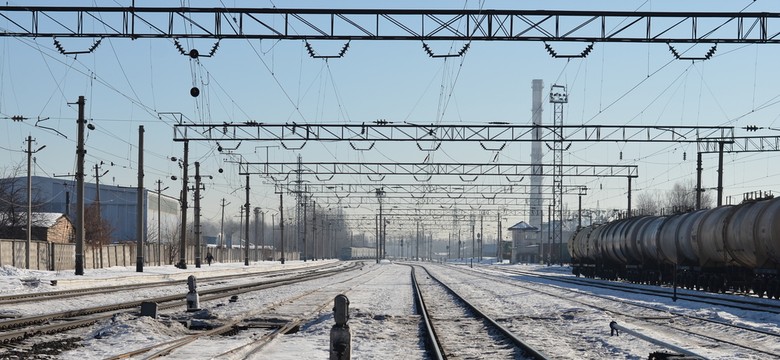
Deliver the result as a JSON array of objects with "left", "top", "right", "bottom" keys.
[
  {"left": 94, "top": 162, "right": 109, "bottom": 268},
  {"left": 136, "top": 125, "right": 145, "bottom": 272},
  {"left": 279, "top": 193, "right": 285, "bottom": 264},
  {"left": 479, "top": 214, "right": 484, "bottom": 262},
  {"left": 193, "top": 162, "right": 202, "bottom": 268},
  {"left": 219, "top": 198, "right": 230, "bottom": 249},
  {"left": 458, "top": 228, "right": 461, "bottom": 260},
  {"left": 156, "top": 180, "right": 168, "bottom": 266},
  {"left": 312, "top": 200, "right": 316, "bottom": 261},
  {"left": 547, "top": 203, "right": 552, "bottom": 266},
  {"left": 375, "top": 214, "right": 379, "bottom": 263},
  {"left": 271, "top": 213, "right": 276, "bottom": 261},
  {"left": 260, "top": 210, "right": 266, "bottom": 261},
  {"left": 448, "top": 233, "right": 451, "bottom": 260},
  {"left": 254, "top": 207, "right": 260, "bottom": 262},
  {"left": 239, "top": 205, "right": 244, "bottom": 249},
  {"left": 244, "top": 174, "right": 250, "bottom": 266},
  {"left": 75, "top": 96, "right": 86, "bottom": 276},
  {"left": 496, "top": 212, "right": 501, "bottom": 262},
  {"left": 302, "top": 197, "right": 308, "bottom": 262},
  {"left": 416, "top": 220, "right": 420, "bottom": 261},
  {"left": 471, "top": 221, "right": 475, "bottom": 263},
  {"left": 25, "top": 136, "right": 45, "bottom": 270},
  {"left": 176, "top": 140, "right": 189, "bottom": 269}
]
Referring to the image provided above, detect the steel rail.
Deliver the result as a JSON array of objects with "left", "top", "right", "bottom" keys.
[
  {"left": 409, "top": 266, "right": 444, "bottom": 360},
  {"left": 412, "top": 265, "right": 550, "bottom": 359},
  {"left": 0, "top": 263, "right": 357, "bottom": 344}
]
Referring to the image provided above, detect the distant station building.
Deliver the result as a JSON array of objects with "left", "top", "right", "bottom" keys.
[
  {"left": 508, "top": 221, "right": 538, "bottom": 263},
  {"left": 0, "top": 176, "right": 179, "bottom": 244}
]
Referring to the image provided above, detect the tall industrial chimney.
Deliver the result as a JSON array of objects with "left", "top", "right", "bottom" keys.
[{"left": 529, "top": 79, "right": 544, "bottom": 261}]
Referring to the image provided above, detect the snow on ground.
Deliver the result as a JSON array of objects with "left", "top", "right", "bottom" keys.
[{"left": 1, "top": 259, "right": 779, "bottom": 359}]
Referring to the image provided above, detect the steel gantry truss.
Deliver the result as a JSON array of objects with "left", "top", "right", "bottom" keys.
[
  {"left": 695, "top": 135, "right": 780, "bottom": 208},
  {"left": 2, "top": 7, "right": 780, "bottom": 43},
  {"left": 174, "top": 123, "right": 734, "bottom": 145},
  {"left": 240, "top": 161, "right": 638, "bottom": 180},
  {"left": 298, "top": 194, "right": 547, "bottom": 207},
  {"left": 274, "top": 182, "right": 588, "bottom": 196}
]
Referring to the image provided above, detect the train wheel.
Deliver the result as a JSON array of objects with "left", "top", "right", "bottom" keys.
[
  {"left": 769, "top": 279, "right": 780, "bottom": 299},
  {"left": 753, "top": 278, "right": 766, "bottom": 298}
]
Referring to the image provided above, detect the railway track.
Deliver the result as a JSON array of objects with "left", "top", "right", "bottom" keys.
[
  {"left": 109, "top": 262, "right": 392, "bottom": 359},
  {"left": 0, "top": 262, "right": 339, "bottom": 306},
  {"left": 0, "top": 262, "right": 359, "bottom": 349},
  {"left": 440, "top": 264, "right": 780, "bottom": 359},
  {"left": 487, "top": 265, "right": 780, "bottom": 314},
  {"left": 410, "top": 265, "right": 548, "bottom": 360}
]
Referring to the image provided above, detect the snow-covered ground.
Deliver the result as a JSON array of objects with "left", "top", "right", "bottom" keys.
[{"left": 1, "top": 260, "right": 779, "bottom": 359}]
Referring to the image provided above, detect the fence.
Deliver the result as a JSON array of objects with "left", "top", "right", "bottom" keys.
[{"left": 0, "top": 239, "right": 300, "bottom": 271}]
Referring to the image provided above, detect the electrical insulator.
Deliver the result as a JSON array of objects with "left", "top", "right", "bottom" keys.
[
  {"left": 619, "top": 151, "right": 623, "bottom": 160},
  {"left": 683, "top": 152, "right": 687, "bottom": 160}
]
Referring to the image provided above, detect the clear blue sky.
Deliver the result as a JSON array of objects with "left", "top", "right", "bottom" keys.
[{"left": 2, "top": 1, "right": 780, "bottom": 238}]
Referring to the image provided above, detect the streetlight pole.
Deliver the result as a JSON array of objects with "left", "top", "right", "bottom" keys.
[
  {"left": 156, "top": 180, "right": 168, "bottom": 266},
  {"left": 279, "top": 193, "right": 285, "bottom": 264},
  {"left": 25, "top": 136, "right": 45, "bottom": 270},
  {"left": 254, "top": 207, "right": 260, "bottom": 262},
  {"left": 244, "top": 174, "right": 250, "bottom": 266},
  {"left": 271, "top": 213, "right": 276, "bottom": 261}
]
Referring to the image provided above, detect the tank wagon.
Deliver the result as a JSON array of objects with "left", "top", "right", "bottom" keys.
[
  {"left": 568, "top": 196, "right": 780, "bottom": 298},
  {"left": 339, "top": 246, "right": 377, "bottom": 260}
]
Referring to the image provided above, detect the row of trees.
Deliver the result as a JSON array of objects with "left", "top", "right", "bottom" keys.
[{"left": 634, "top": 179, "right": 714, "bottom": 216}]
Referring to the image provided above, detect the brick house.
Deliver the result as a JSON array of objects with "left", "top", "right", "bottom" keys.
[{"left": 26, "top": 213, "right": 74, "bottom": 243}]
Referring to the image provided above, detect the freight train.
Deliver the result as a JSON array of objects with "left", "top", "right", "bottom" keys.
[
  {"left": 568, "top": 195, "right": 780, "bottom": 299},
  {"left": 339, "top": 246, "right": 377, "bottom": 260}
]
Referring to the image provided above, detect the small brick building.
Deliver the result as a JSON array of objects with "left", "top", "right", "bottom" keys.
[{"left": 27, "top": 213, "right": 74, "bottom": 243}]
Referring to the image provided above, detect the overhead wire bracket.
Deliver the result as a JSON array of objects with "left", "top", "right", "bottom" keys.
[
  {"left": 174, "top": 38, "right": 221, "bottom": 58},
  {"left": 53, "top": 37, "right": 102, "bottom": 55},
  {"left": 544, "top": 41, "right": 594, "bottom": 58},
  {"left": 281, "top": 141, "right": 306, "bottom": 150},
  {"left": 422, "top": 42, "right": 470, "bottom": 58},
  {"left": 668, "top": 43, "right": 717, "bottom": 61},
  {"left": 305, "top": 40, "right": 351, "bottom": 58},
  {"left": 350, "top": 142, "right": 375, "bottom": 151},
  {"left": 480, "top": 142, "right": 506, "bottom": 151},
  {"left": 416, "top": 142, "right": 441, "bottom": 151}
]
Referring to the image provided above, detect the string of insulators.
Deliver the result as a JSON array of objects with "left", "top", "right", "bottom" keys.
[
  {"left": 544, "top": 42, "right": 594, "bottom": 58},
  {"left": 304, "top": 41, "right": 351, "bottom": 58},
  {"left": 174, "top": 39, "right": 221, "bottom": 58},
  {"left": 53, "top": 37, "right": 102, "bottom": 55},
  {"left": 667, "top": 43, "right": 717, "bottom": 61},
  {"left": 422, "top": 42, "right": 470, "bottom": 58}
]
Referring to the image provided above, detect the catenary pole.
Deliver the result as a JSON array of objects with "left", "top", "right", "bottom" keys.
[
  {"left": 75, "top": 96, "right": 86, "bottom": 275},
  {"left": 136, "top": 125, "right": 144, "bottom": 272}
]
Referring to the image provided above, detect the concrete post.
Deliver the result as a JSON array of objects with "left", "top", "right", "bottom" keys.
[
  {"left": 330, "top": 294, "right": 351, "bottom": 360},
  {"left": 186, "top": 275, "right": 200, "bottom": 312}
]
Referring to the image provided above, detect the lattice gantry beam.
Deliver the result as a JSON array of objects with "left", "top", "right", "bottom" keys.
[
  {"left": 697, "top": 136, "right": 780, "bottom": 153},
  {"left": 275, "top": 183, "right": 586, "bottom": 195},
  {"left": 241, "top": 161, "right": 638, "bottom": 179},
  {"left": 175, "top": 123, "right": 733, "bottom": 144},
  {"left": 2, "top": 7, "right": 779, "bottom": 43},
  {"left": 306, "top": 195, "right": 540, "bottom": 207}
]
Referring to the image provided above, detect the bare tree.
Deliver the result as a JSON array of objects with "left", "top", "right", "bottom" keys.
[
  {"left": 0, "top": 164, "right": 46, "bottom": 239},
  {"left": 664, "top": 179, "right": 714, "bottom": 213},
  {"left": 635, "top": 191, "right": 661, "bottom": 216},
  {"left": 84, "top": 203, "right": 113, "bottom": 247}
]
